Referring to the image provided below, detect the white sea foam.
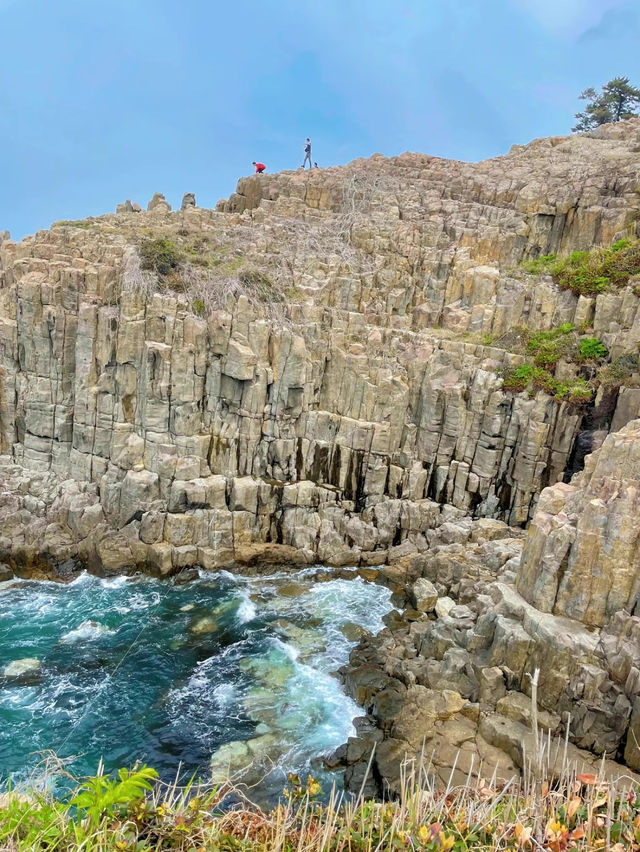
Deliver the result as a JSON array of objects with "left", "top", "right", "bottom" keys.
[
  {"left": 59, "top": 620, "right": 114, "bottom": 643},
  {"left": 236, "top": 592, "right": 257, "bottom": 624}
]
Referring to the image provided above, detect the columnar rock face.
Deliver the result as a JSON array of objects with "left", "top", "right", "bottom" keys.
[
  {"left": 1, "top": 121, "right": 640, "bottom": 786},
  {"left": 1, "top": 122, "right": 640, "bottom": 576},
  {"left": 518, "top": 422, "right": 640, "bottom": 626},
  {"left": 333, "top": 421, "right": 640, "bottom": 792}
]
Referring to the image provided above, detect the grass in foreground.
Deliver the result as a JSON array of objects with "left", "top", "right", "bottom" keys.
[{"left": 2, "top": 759, "right": 640, "bottom": 852}]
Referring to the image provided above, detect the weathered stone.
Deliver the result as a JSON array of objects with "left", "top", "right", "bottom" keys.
[
  {"left": 147, "top": 192, "right": 171, "bottom": 212},
  {"left": 410, "top": 578, "right": 438, "bottom": 612}
]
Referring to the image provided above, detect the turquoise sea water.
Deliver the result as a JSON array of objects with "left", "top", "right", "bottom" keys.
[{"left": 0, "top": 568, "right": 392, "bottom": 799}]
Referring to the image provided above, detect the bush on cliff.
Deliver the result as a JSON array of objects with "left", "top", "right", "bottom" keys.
[
  {"left": 501, "top": 362, "right": 593, "bottom": 405},
  {"left": 578, "top": 337, "right": 608, "bottom": 362},
  {"left": 521, "top": 238, "right": 640, "bottom": 296},
  {"left": 596, "top": 351, "right": 640, "bottom": 388},
  {"left": 139, "top": 237, "right": 182, "bottom": 277}
]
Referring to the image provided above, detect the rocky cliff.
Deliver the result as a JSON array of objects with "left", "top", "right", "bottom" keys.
[
  {"left": 1, "top": 119, "right": 640, "bottom": 786},
  {"left": 1, "top": 120, "right": 640, "bottom": 577}
]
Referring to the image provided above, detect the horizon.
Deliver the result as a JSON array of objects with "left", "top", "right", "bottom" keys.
[{"left": 0, "top": 0, "right": 638, "bottom": 240}]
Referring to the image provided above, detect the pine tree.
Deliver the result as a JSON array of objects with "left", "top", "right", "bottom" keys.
[{"left": 572, "top": 77, "right": 640, "bottom": 132}]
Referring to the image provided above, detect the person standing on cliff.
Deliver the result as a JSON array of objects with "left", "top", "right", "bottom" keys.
[
  {"left": 252, "top": 161, "right": 266, "bottom": 173},
  {"left": 302, "top": 138, "right": 312, "bottom": 169}
]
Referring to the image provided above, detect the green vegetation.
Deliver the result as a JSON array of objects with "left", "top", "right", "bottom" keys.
[
  {"left": 139, "top": 238, "right": 182, "bottom": 277},
  {"left": 238, "top": 267, "right": 282, "bottom": 302},
  {"left": 578, "top": 337, "right": 608, "bottom": 361},
  {"left": 520, "top": 254, "right": 558, "bottom": 275},
  {"left": 573, "top": 76, "right": 640, "bottom": 131},
  {"left": 520, "top": 239, "right": 640, "bottom": 296},
  {"left": 597, "top": 352, "right": 640, "bottom": 388},
  {"left": 526, "top": 323, "right": 575, "bottom": 369},
  {"left": 1, "top": 763, "right": 640, "bottom": 852},
  {"left": 502, "top": 362, "right": 593, "bottom": 405},
  {"left": 502, "top": 363, "right": 533, "bottom": 392},
  {"left": 498, "top": 314, "right": 639, "bottom": 402},
  {"left": 191, "top": 298, "right": 205, "bottom": 316}
]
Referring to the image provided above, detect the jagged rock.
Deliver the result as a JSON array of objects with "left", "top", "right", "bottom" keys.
[
  {"left": 435, "top": 597, "right": 456, "bottom": 618},
  {"left": 479, "top": 666, "right": 506, "bottom": 705},
  {"left": 495, "top": 690, "right": 561, "bottom": 733},
  {"left": 181, "top": 192, "right": 196, "bottom": 209},
  {"left": 116, "top": 200, "right": 134, "bottom": 214},
  {"left": 2, "top": 121, "right": 640, "bottom": 793},
  {"left": 147, "top": 192, "right": 171, "bottom": 212},
  {"left": 410, "top": 578, "right": 438, "bottom": 612},
  {"left": 189, "top": 616, "right": 217, "bottom": 635},
  {"left": 517, "top": 421, "right": 640, "bottom": 627}
]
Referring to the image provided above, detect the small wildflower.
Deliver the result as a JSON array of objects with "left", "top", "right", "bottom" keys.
[
  {"left": 417, "top": 825, "right": 430, "bottom": 843},
  {"left": 438, "top": 831, "right": 455, "bottom": 851}
]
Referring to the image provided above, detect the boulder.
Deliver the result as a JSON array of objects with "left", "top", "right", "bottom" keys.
[{"left": 410, "top": 578, "right": 438, "bottom": 612}]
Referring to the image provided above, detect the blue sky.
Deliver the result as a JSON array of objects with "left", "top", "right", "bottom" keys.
[{"left": 0, "top": 0, "right": 638, "bottom": 239}]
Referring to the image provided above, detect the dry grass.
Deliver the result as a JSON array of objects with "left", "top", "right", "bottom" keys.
[
  {"left": 1, "top": 746, "right": 639, "bottom": 852},
  {"left": 119, "top": 173, "right": 387, "bottom": 324}
]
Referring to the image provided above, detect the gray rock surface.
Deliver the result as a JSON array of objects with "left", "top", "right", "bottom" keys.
[{"left": 2, "top": 120, "right": 640, "bottom": 790}]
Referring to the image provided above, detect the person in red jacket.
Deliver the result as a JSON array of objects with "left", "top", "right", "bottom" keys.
[{"left": 252, "top": 161, "right": 266, "bottom": 173}]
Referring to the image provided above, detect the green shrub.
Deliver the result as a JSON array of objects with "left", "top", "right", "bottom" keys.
[
  {"left": 553, "top": 377, "right": 593, "bottom": 405},
  {"left": 597, "top": 352, "right": 640, "bottom": 387},
  {"left": 531, "top": 366, "right": 558, "bottom": 394},
  {"left": 191, "top": 298, "right": 205, "bottom": 316},
  {"left": 139, "top": 238, "right": 182, "bottom": 276},
  {"left": 578, "top": 337, "right": 608, "bottom": 361},
  {"left": 612, "top": 238, "right": 631, "bottom": 252},
  {"left": 526, "top": 323, "right": 574, "bottom": 368},
  {"left": 502, "top": 363, "right": 532, "bottom": 392},
  {"left": 522, "top": 238, "right": 640, "bottom": 296},
  {"left": 521, "top": 253, "right": 557, "bottom": 274},
  {"left": 3, "top": 761, "right": 640, "bottom": 852}
]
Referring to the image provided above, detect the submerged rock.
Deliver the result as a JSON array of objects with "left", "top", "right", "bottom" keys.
[
  {"left": 189, "top": 616, "right": 218, "bottom": 635},
  {"left": 340, "top": 622, "right": 372, "bottom": 642},
  {"left": 3, "top": 658, "right": 42, "bottom": 683}
]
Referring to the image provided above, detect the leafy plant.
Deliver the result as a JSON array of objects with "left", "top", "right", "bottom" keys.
[
  {"left": 597, "top": 352, "right": 640, "bottom": 387},
  {"left": 502, "top": 364, "right": 532, "bottom": 392},
  {"left": 69, "top": 764, "right": 158, "bottom": 828},
  {"left": 526, "top": 323, "right": 575, "bottom": 368},
  {"left": 1, "top": 761, "right": 640, "bottom": 852},
  {"left": 520, "top": 253, "right": 557, "bottom": 274},
  {"left": 578, "top": 337, "right": 607, "bottom": 361}
]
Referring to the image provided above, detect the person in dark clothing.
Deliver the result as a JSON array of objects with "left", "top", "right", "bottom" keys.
[
  {"left": 252, "top": 162, "right": 266, "bottom": 173},
  {"left": 302, "top": 139, "right": 312, "bottom": 169}
]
